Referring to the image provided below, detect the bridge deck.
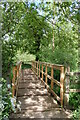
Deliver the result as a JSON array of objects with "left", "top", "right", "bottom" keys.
[{"left": 10, "top": 69, "right": 72, "bottom": 119}]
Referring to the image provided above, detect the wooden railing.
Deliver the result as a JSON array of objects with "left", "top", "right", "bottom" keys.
[
  {"left": 64, "top": 66, "right": 80, "bottom": 108},
  {"left": 32, "top": 61, "right": 65, "bottom": 107},
  {"left": 12, "top": 61, "right": 22, "bottom": 97},
  {"left": 66, "top": 72, "right": 80, "bottom": 93}
]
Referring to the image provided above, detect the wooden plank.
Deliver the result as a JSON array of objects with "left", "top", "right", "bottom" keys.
[
  {"left": 17, "top": 88, "right": 48, "bottom": 97},
  {"left": 10, "top": 107, "right": 72, "bottom": 119},
  {"left": 20, "top": 105, "right": 59, "bottom": 112},
  {"left": 17, "top": 96, "right": 59, "bottom": 109},
  {"left": 19, "top": 81, "right": 44, "bottom": 88},
  {"left": 10, "top": 68, "right": 73, "bottom": 119}
]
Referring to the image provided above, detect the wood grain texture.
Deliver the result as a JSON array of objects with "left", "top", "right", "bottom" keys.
[{"left": 10, "top": 69, "right": 72, "bottom": 119}]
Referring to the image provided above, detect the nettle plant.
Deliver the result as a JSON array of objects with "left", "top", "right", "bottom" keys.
[{"left": 0, "top": 78, "right": 21, "bottom": 120}]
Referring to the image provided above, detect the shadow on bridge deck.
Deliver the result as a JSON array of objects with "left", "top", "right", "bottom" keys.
[{"left": 10, "top": 69, "right": 72, "bottom": 119}]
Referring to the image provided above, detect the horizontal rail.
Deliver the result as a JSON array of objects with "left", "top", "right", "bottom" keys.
[
  {"left": 69, "top": 89, "right": 80, "bottom": 92},
  {"left": 40, "top": 77, "right": 61, "bottom": 102},
  {"left": 65, "top": 70, "right": 80, "bottom": 93},
  {"left": 31, "top": 61, "right": 64, "bottom": 107},
  {"left": 32, "top": 61, "right": 64, "bottom": 70},
  {"left": 64, "top": 66, "right": 80, "bottom": 108},
  {"left": 66, "top": 72, "right": 80, "bottom": 76}
]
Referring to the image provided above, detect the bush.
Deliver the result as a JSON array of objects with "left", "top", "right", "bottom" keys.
[
  {"left": 69, "top": 93, "right": 80, "bottom": 109},
  {"left": 0, "top": 78, "right": 16, "bottom": 120},
  {"left": 73, "top": 106, "right": 80, "bottom": 120}
]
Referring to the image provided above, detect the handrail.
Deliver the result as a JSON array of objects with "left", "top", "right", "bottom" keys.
[
  {"left": 66, "top": 71, "right": 80, "bottom": 93},
  {"left": 12, "top": 61, "right": 22, "bottom": 97},
  {"left": 66, "top": 72, "right": 80, "bottom": 76},
  {"left": 31, "top": 61, "right": 64, "bottom": 107}
]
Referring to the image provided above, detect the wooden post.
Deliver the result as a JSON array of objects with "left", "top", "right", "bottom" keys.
[
  {"left": 42, "top": 64, "right": 43, "bottom": 81},
  {"left": 37, "top": 62, "right": 38, "bottom": 75},
  {"left": 33, "top": 62, "right": 35, "bottom": 72},
  {"left": 31, "top": 61, "right": 33, "bottom": 71},
  {"left": 35, "top": 62, "right": 36, "bottom": 73},
  {"left": 64, "top": 66, "right": 70, "bottom": 108},
  {"left": 20, "top": 62, "right": 22, "bottom": 81},
  {"left": 45, "top": 65, "right": 47, "bottom": 84},
  {"left": 12, "top": 67, "right": 15, "bottom": 97},
  {"left": 39, "top": 62, "right": 40, "bottom": 78},
  {"left": 60, "top": 66, "right": 64, "bottom": 107},
  {"left": 51, "top": 66, "right": 53, "bottom": 90},
  {"left": 34, "top": 62, "right": 35, "bottom": 73},
  {"left": 16, "top": 66, "right": 18, "bottom": 97},
  {"left": 12, "top": 61, "right": 22, "bottom": 98}
]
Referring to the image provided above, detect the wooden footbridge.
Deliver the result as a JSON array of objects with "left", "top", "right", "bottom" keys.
[{"left": 10, "top": 61, "right": 72, "bottom": 119}]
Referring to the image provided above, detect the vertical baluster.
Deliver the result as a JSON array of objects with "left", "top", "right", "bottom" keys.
[
  {"left": 31, "top": 61, "right": 33, "bottom": 71},
  {"left": 39, "top": 62, "right": 40, "bottom": 78},
  {"left": 51, "top": 66, "right": 53, "bottom": 90},
  {"left": 42, "top": 64, "right": 43, "bottom": 81},
  {"left": 12, "top": 67, "right": 15, "bottom": 97},
  {"left": 37, "top": 62, "right": 38, "bottom": 75},
  {"left": 33, "top": 62, "right": 35, "bottom": 72},
  {"left": 33, "top": 62, "right": 35, "bottom": 71},
  {"left": 45, "top": 64, "right": 47, "bottom": 84},
  {"left": 20, "top": 62, "right": 22, "bottom": 80},
  {"left": 35, "top": 62, "right": 36, "bottom": 73}
]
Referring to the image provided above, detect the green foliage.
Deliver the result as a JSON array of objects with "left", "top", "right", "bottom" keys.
[
  {"left": 1, "top": 1, "right": 79, "bottom": 118},
  {"left": 73, "top": 106, "right": 80, "bottom": 120},
  {"left": 22, "top": 63, "right": 31, "bottom": 69},
  {"left": 2, "top": 38, "right": 17, "bottom": 78},
  {"left": 38, "top": 22, "right": 78, "bottom": 71},
  {"left": 2, "top": 2, "right": 53, "bottom": 78},
  {"left": 69, "top": 93, "right": 80, "bottom": 109},
  {"left": 0, "top": 78, "right": 12, "bottom": 119},
  {"left": 12, "top": 50, "right": 36, "bottom": 64},
  {"left": 0, "top": 78, "right": 21, "bottom": 119}
]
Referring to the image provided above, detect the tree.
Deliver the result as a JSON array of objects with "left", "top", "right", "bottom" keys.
[{"left": 1, "top": 2, "right": 53, "bottom": 77}]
